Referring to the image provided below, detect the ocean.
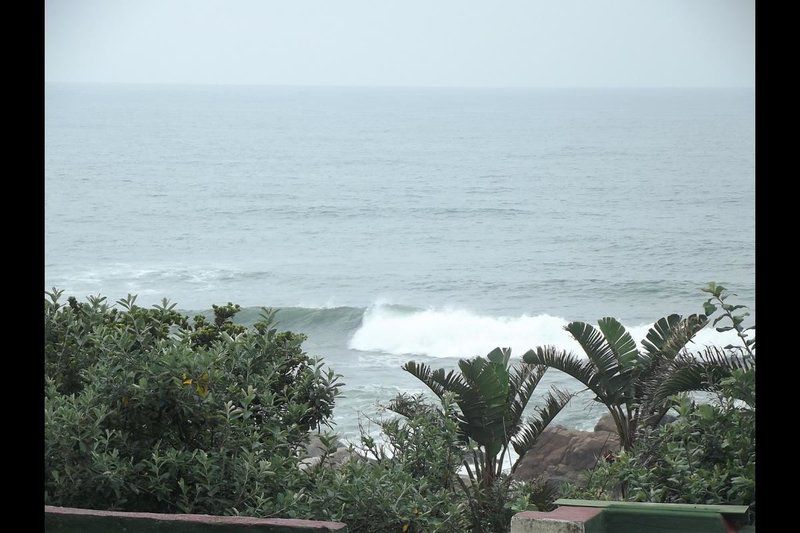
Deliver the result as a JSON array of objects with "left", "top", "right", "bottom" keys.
[{"left": 45, "top": 84, "right": 755, "bottom": 441}]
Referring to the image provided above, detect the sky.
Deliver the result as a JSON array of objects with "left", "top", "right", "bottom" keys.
[{"left": 45, "top": 0, "right": 754, "bottom": 88}]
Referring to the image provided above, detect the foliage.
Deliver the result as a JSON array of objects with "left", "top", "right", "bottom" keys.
[
  {"left": 456, "top": 453, "right": 558, "bottom": 533},
  {"left": 297, "top": 394, "right": 470, "bottom": 532},
  {"left": 562, "top": 395, "right": 755, "bottom": 523},
  {"left": 654, "top": 283, "right": 755, "bottom": 408},
  {"left": 45, "top": 290, "right": 343, "bottom": 514},
  {"left": 45, "top": 286, "right": 755, "bottom": 530},
  {"left": 401, "top": 350, "right": 570, "bottom": 531},
  {"left": 345, "top": 392, "right": 556, "bottom": 532},
  {"left": 523, "top": 312, "right": 707, "bottom": 451},
  {"left": 561, "top": 284, "right": 756, "bottom": 524},
  {"left": 365, "top": 392, "right": 466, "bottom": 491},
  {"left": 403, "top": 348, "right": 571, "bottom": 487},
  {"left": 45, "top": 291, "right": 486, "bottom": 531}
]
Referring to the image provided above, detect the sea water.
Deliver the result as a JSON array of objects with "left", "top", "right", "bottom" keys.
[{"left": 45, "top": 84, "right": 755, "bottom": 440}]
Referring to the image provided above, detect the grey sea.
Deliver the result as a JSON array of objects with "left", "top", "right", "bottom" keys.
[{"left": 45, "top": 84, "right": 755, "bottom": 442}]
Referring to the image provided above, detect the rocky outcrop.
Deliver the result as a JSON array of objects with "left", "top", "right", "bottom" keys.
[
  {"left": 513, "top": 423, "right": 619, "bottom": 485},
  {"left": 515, "top": 412, "right": 678, "bottom": 485}
]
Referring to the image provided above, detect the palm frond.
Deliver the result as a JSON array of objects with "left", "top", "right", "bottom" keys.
[
  {"left": 456, "top": 355, "right": 511, "bottom": 455},
  {"left": 565, "top": 321, "right": 619, "bottom": 378},
  {"left": 636, "top": 314, "right": 709, "bottom": 410},
  {"left": 597, "top": 317, "right": 639, "bottom": 369},
  {"left": 523, "top": 346, "right": 602, "bottom": 398},
  {"left": 402, "top": 361, "right": 471, "bottom": 400},
  {"left": 641, "top": 313, "right": 707, "bottom": 361},
  {"left": 505, "top": 363, "right": 547, "bottom": 439},
  {"left": 651, "top": 346, "right": 754, "bottom": 405},
  {"left": 511, "top": 387, "right": 573, "bottom": 459}
]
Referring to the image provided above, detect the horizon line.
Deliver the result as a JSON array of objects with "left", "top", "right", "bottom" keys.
[{"left": 44, "top": 81, "right": 755, "bottom": 90}]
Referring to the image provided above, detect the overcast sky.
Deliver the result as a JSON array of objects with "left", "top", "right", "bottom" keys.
[{"left": 45, "top": 0, "right": 754, "bottom": 88}]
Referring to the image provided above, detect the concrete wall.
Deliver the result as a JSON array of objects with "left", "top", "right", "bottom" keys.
[{"left": 45, "top": 506, "right": 347, "bottom": 533}]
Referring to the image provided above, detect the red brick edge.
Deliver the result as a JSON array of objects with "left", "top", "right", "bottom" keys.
[{"left": 45, "top": 506, "right": 348, "bottom": 531}]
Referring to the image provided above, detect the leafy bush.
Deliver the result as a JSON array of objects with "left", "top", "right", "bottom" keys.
[
  {"left": 286, "top": 393, "right": 469, "bottom": 532},
  {"left": 45, "top": 290, "right": 342, "bottom": 514},
  {"left": 330, "top": 393, "right": 556, "bottom": 532},
  {"left": 44, "top": 291, "right": 479, "bottom": 531},
  {"left": 45, "top": 287, "right": 755, "bottom": 531},
  {"left": 562, "top": 396, "right": 755, "bottom": 520}
]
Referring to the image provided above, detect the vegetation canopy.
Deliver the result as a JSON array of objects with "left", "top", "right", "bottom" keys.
[{"left": 43, "top": 285, "right": 755, "bottom": 531}]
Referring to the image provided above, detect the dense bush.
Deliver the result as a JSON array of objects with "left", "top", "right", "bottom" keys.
[
  {"left": 45, "top": 290, "right": 342, "bottom": 514},
  {"left": 303, "top": 393, "right": 552, "bottom": 533},
  {"left": 44, "top": 292, "right": 500, "bottom": 531},
  {"left": 562, "top": 393, "right": 755, "bottom": 521}
]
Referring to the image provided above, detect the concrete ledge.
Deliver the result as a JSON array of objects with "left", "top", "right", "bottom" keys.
[
  {"left": 510, "top": 507, "right": 603, "bottom": 533},
  {"left": 45, "top": 506, "right": 347, "bottom": 532}
]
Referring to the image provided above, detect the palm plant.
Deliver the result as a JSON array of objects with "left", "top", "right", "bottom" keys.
[
  {"left": 522, "top": 313, "right": 707, "bottom": 451},
  {"left": 653, "top": 283, "right": 755, "bottom": 408},
  {"left": 402, "top": 347, "right": 571, "bottom": 489},
  {"left": 652, "top": 346, "right": 755, "bottom": 408}
]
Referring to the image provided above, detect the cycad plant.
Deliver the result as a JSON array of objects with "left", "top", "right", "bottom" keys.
[
  {"left": 522, "top": 313, "right": 707, "bottom": 451},
  {"left": 402, "top": 347, "right": 571, "bottom": 489}
]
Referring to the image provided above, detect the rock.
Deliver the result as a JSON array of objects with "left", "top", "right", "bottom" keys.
[
  {"left": 593, "top": 412, "right": 677, "bottom": 433},
  {"left": 298, "top": 446, "right": 370, "bottom": 471},
  {"left": 593, "top": 413, "right": 617, "bottom": 433},
  {"left": 659, "top": 414, "right": 677, "bottom": 425},
  {"left": 513, "top": 425, "right": 620, "bottom": 485},
  {"left": 304, "top": 435, "right": 343, "bottom": 458}
]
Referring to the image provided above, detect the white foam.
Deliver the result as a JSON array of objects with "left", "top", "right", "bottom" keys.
[{"left": 348, "top": 304, "right": 751, "bottom": 359}]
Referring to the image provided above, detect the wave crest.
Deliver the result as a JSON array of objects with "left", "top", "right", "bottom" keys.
[{"left": 348, "top": 304, "right": 748, "bottom": 359}]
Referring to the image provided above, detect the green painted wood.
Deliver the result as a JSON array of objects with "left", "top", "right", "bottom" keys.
[
  {"left": 601, "top": 507, "right": 731, "bottom": 533},
  {"left": 555, "top": 499, "right": 749, "bottom": 516}
]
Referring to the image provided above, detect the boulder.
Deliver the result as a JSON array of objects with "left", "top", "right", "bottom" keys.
[
  {"left": 304, "top": 435, "right": 344, "bottom": 458},
  {"left": 516, "top": 412, "right": 679, "bottom": 485},
  {"left": 513, "top": 425, "right": 619, "bottom": 485},
  {"left": 593, "top": 412, "right": 677, "bottom": 433},
  {"left": 593, "top": 413, "right": 617, "bottom": 433},
  {"left": 298, "top": 445, "right": 372, "bottom": 471}
]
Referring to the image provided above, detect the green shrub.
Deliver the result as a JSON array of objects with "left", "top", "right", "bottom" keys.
[
  {"left": 563, "top": 396, "right": 755, "bottom": 517},
  {"left": 44, "top": 290, "right": 342, "bottom": 515}
]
